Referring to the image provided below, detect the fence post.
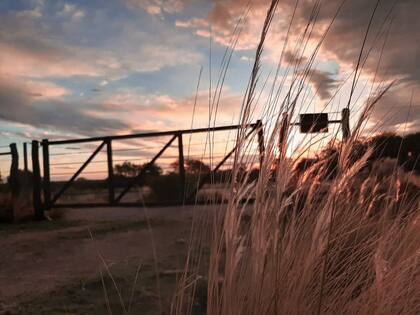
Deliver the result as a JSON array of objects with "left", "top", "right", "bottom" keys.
[
  {"left": 106, "top": 138, "right": 115, "bottom": 204},
  {"left": 178, "top": 132, "right": 185, "bottom": 203},
  {"left": 341, "top": 108, "right": 351, "bottom": 141},
  {"left": 9, "top": 143, "right": 19, "bottom": 221},
  {"left": 9, "top": 143, "right": 19, "bottom": 192},
  {"left": 32, "top": 140, "right": 44, "bottom": 220},
  {"left": 279, "top": 113, "right": 289, "bottom": 156},
  {"left": 42, "top": 139, "right": 51, "bottom": 211},
  {"left": 256, "top": 120, "right": 265, "bottom": 167},
  {"left": 23, "top": 142, "right": 28, "bottom": 172}
]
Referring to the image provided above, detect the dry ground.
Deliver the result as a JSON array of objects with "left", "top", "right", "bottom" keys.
[{"left": 0, "top": 205, "right": 215, "bottom": 314}]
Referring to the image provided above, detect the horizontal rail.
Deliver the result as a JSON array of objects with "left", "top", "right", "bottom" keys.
[
  {"left": 46, "top": 123, "right": 258, "bottom": 146},
  {"left": 0, "top": 152, "right": 11, "bottom": 156}
]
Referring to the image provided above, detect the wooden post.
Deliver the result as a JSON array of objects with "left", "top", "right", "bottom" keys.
[
  {"left": 9, "top": 143, "right": 19, "bottom": 221},
  {"left": 23, "top": 142, "right": 28, "bottom": 172},
  {"left": 106, "top": 138, "right": 115, "bottom": 204},
  {"left": 42, "top": 139, "right": 51, "bottom": 211},
  {"left": 178, "top": 132, "right": 186, "bottom": 203},
  {"left": 341, "top": 108, "right": 351, "bottom": 141},
  {"left": 9, "top": 143, "right": 19, "bottom": 190},
  {"left": 256, "top": 120, "right": 265, "bottom": 167},
  {"left": 279, "top": 113, "right": 289, "bottom": 156},
  {"left": 32, "top": 141, "right": 44, "bottom": 220}
]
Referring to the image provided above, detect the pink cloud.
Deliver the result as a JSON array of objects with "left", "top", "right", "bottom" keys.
[
  {"left": 125, "top": 0, "right": 189, "bottom": 15},
  {"left": 24, "top": 80, "right": 70, "bottom": 99},
  {"left": 0, "top": 42, "right": 100, "bottom": 78}
]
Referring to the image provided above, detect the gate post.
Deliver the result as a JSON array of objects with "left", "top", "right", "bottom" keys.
[
  {"left": 32, "top": 141, "right": 44, "bottom": 220},
  {"left": 256, "top": 120, "right": 265, "bottom": 167},
  {"left": 178, "top": 132, "right": 185, "bottom": 203},
  {"left": 106, "top": 138, "right": 115, "bottom": 204},
  {"left": 23, "top": 142, "right": 28, "bottom": 172},
  {"left": 341, "top": 108, "right": 351, "bottom": 141},
  {"left": 42, "top": 139, "right": 51, "bottom": 211},
  {"left": 278, "top": 113, "right": 289, "bottom": 156},
  {"left": 9, "top": 143, "right": 19, "bottom": 193},
  {"left": 9, "top": 143, "right": 19, "bottom": 221}
]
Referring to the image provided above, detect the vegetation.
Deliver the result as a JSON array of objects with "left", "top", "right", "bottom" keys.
[{"left": 172, "top": 1, "right": 420, "bottom": 314}]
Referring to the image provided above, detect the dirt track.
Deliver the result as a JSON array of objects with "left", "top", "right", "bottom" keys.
[{"left": 0, "top": 205, "right": 215, "bottom": 314}]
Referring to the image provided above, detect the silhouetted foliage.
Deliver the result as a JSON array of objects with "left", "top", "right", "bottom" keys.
[
  {"left": 170, "top": 159, "right": 211, "bottom": 175},
  {"left": 114, "top": 161, "right": 162, "bottom": 178},
  {"left": 292, "top": 131, "right": 420, "bottom": 181},
  {"left": 114, "top": 161, "right": 142, "bottom": 177}
]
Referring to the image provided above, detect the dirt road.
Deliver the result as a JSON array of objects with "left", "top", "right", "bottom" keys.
[{"left": 0, "top": 205, "right": 215, "bottom": 314}]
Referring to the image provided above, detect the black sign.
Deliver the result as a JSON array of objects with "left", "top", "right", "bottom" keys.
[{"left": 299, "top": 113, "right": 329, "bottom": 133}]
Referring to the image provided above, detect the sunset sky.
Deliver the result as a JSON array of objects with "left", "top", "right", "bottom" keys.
[{"left": 0, "top": 0, "right": 419, "bottom": 171}]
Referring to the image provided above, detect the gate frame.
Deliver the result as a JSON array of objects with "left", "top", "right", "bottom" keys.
[{"left": 38, "top": 121, "right": 264, "bottom": 210}]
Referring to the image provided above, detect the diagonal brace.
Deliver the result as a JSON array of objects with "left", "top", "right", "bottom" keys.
[
  {"left": 115, "top": 134, "right": 178, "bottom": 203},
  {"left": 51, "top": 141, "right": 106, "bottom": 205},
  {"left": 187, "top": 125, "right": 259, "bottom": 202}
]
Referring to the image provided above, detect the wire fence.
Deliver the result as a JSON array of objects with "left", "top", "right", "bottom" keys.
[
  {"left": 33, "top": 121, "right": 263, "bottom": 209},
  {"left": 46, "top": 135, "right": 259, "bottom": 181}
]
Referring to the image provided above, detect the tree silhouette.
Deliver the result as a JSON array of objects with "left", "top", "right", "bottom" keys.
[
  {"left": 142, "top": 163, "right": 163, "bottom": 176},
  {"left": 171, "top": 159, "right": 210, "bottom": 175},
  {"left": 114, "top": 161, "right": 162, "bottom": 178},
  {"left": 114, "top": 161, "right": 142, "bottom": 177}
]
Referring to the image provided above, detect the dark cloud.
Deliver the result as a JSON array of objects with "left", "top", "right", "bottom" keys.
[
  {"left": 307, "top": 70, "right": 338, "bottom": 101},
  {"left": 296, "top": 0, "right": 420, "bottom": 131},
  {"left": 293, "top": 0, "right": 420, "bottom": 83},
  {"left": 0, "top": 78, "right": 129, "bottom": 137},
  {"left": 283, "top": 50, "right": 307, "bottom": 65},
  {"left": 200, "top": 0, "right": 420, "bottom": 131},
  {"left": 368, "top": 82, "right": 419, "bottom": 133}
]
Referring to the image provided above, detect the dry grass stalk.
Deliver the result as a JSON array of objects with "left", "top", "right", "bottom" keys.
[{"left": 172, "top": 0, "right": 420, "bottom": 314}]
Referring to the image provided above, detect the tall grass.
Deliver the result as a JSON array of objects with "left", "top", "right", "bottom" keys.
[{"left": 173, "top": 0, "right": 420, "bottom": 314}]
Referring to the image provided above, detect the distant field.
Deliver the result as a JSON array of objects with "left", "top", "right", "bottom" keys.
[{"left": 53, "top": 183, "right": 232, "bottom": 205}]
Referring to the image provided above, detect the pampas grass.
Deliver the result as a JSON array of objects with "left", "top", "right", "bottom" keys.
[{"left": 172, "top": 0, "right": 420, "bottom": 314}]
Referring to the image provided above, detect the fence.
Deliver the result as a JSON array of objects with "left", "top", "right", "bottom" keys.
[
  {"left": 0, "top": 144, "right": 21, "bottom": 221},
  {"left": 31, "top": 121, "right": 264, "bottom": 216},
  {"left": 0, "top": 144, "right": 18, "bottom": 193}
]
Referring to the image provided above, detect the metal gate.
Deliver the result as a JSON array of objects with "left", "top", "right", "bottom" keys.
[{"left": 32, "top": 121, "right": 264, "bottom": 215}]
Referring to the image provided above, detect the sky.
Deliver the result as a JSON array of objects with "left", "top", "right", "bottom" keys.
[{"left": 0, "top": 0, "right": 419, "bottom": 177}]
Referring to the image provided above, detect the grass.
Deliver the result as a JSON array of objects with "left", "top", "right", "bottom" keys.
[{"left": 172, "top": 0, "right": 420, "bottom": 314}]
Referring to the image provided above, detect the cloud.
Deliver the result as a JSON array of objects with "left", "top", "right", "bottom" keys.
[
  {"left": 124, "top": 0, "right": 189, "bottom": 15},
  {"left": 287, "top": 0, "right": 420, "bottom": 131},
  {"left": 0, "top": 6, "right": 202, "bottom": 81},
  {"left": 366, "top": 82, "right": 420, "bottom": 133},
  {"left": 0, "top": 15, "right": 100, "bottom": 79},
  {"left": 175, "top": 0, "right": 420, "bottom": 131},
  {"left": 59, "top": 3, "right": 85, "bottom": 21},
  {"left": 175, "top": 0, "right": 280, "bottom": 50},
  {"left": 0, "top": 77, "right": 129, "bottom": 136},
  {"left": 307, "top": 70, "right": 338, "bottom": 101},
  {"left": 83, "top": 87, "right": 244, "bottom": 133},
  {"left": 23, "top": 80, "right": 70, "bottom": 99}
]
